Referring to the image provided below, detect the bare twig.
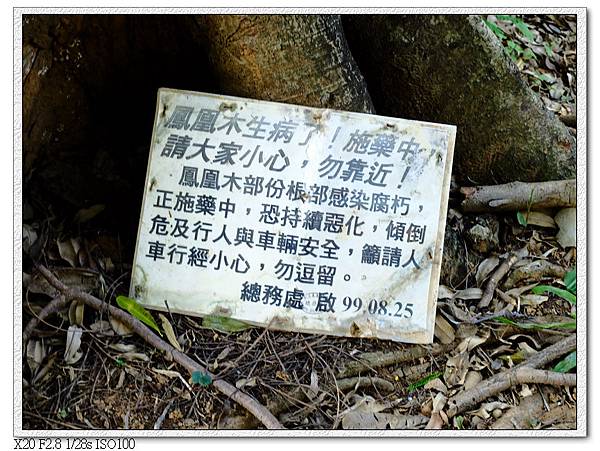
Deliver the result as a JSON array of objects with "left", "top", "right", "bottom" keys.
[
  {"left": 153, "top": 399, "right": 174, "bottom": 430},
  {"left": 34, "top": 264, "right": 283, "bottom": 430},
  {"left": 337, "top": 342, "right": 455, "bottom": 378},
  {"left": 23, "top": 295, "right": 67, "bottom": 345},
  {"left": 478, "top": 248, "right": 528, "bottom": 309},
  {"left": 447, "top": 333, "right": 575, "bottom": 418},
  {"left": 461, "top": 179, "right": 576, "bottom": 213}
]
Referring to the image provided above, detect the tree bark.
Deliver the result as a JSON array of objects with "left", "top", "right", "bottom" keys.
[
  {"left": 343, "top": 14, "right": 576, "bottom": 184},
  {"left": 194, "top": 15, "right": 374, "bottom": 113}
]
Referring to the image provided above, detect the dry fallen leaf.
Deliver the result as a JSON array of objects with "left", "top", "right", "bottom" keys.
[
  {"left": 434, "top": 314, "right": 455, "bottom": 344},
  {"left": 159, "top": 313, "right": 183, "bottom": 352},
  {"left": 476, "top": 256, "right": 500, "bottom": 287},
  {"left": 555, "top": 208, "right": 576, "bottom": 248},
  {"left": 64, "top": 325, "right": 83, "bottom": 365},
  {"left": 444, "top": 352, "right": 470, "bottom": 387},
  {"left": 341, "top": 396, "right": 428, "bottom": 430}
]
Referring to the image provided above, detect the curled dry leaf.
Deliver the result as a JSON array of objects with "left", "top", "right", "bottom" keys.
[
  {"left": 434, "top": 314, "right": 455, "bottom": 344},
  {"left": 309, "top": 370, "right": 320, "bottom": 399},
  {"left": 424, "top": 377, "right": 448, "bottom": 394},
  {"left": 109, "top": 343, "right": 137, "bottom": 353},
  {"left": 518, "top": 211, "right": 557, "bottom": 228},
  {"left": 463, "top": 371, "right": 482, "bottom": 391},
  {"left": 109, "top": 316, "right": 134, "bottom": 336},
  {"left": 118, "top": 352, "right": 150, "bottom": 362},
  {"left": 64, "top": 325, "right": 83, "bottom": 365},
  {"left": 23, "top": 224, "right": 38, "bottom": 255},
  {"left": 520, "top": 294, "right": 549, "bottom": 306},
  {"left": 555, "top": 208, "right": 576, "bottom": 248},
  {"left": 444, "top": 352, "right": 470, "bottom": 387},
  {"left": 437, "top": 285, "right": 455, "bottom": 299},
  {"left": 341, "top": 396, "right": 429, "bottom": 430},
  {"left": 476, "top": 256, "right": 500, "bottom": 287},
  {"left": 26, "top": 339, "right": 46, "bottom": 376},
  {"left": 68, "top": 300, "right": 85, "bottom": 326},
  {"left": 452, "top": 288, "right": 483, "bottom": 301},
  {"left": 235, "top": 377, "right": 257, "bottom": 389},
  {"left": 57, "top": 238, "right": 82, "bottom": 268},
  {"left": 90, "top": 320, "right": 113, "bottom": 335},
  {"left": 159, "top": 313, "right": 183, "bottom": 352}
]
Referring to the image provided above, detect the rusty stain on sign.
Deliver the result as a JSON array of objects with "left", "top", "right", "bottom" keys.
[{"left": 130, "top": 88, "right": 456, "bottom": 343}]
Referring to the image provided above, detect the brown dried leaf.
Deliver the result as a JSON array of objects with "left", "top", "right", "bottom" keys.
[
  {"left": 476, "top": 256, "right": 500, "bottom": 287},
  {"left": 452, "top": 288, "right": 483, "bottom": 301},
  {"left": 159, "top": 313, "right": 182, "bottom": 352},
  {"left": 341, "top": 396, "right": 428, "bottom": 430},
  {"left": 434, "top": 314, "right": 455, "bottom": 344},
  {"left": 64, "top": 325, "right": 83, "bottom": 365},
  {"left": 518, "top": 211, "right": 557, "bottom": 228},
  {"left": 444, "top": 352, "right": 469, "bottom": 387}
]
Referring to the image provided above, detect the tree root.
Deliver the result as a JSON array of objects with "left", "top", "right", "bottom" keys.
[
  {"left": 461, "top": 180, "right": 576, "bottom": 213},
  {"left": 447, "top": 333, "right": 575, "bottom": 418},
  {"left": 478, "top": 247, "right": 528, "bottom": 309},
  {"left": 503, "top": 260, "right": 567, "bottom": 289},
  {"left": 34, "top": 264, "right": 283, "bottom": 430}
]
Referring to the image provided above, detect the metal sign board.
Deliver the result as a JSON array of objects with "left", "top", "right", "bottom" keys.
[{"left": 130, "top": 88, "right": 455, "bottom": 343}]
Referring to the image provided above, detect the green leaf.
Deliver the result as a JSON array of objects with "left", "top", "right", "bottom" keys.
[
  {"left": 517, "top": 211, "right": 528, "bottom": 226},
  {"left": 544, "top": 42, "right": 554, "bottom": 57},
  {"left": 532, "top": 285, "right": 576, "bottom": 305},
  {"left": 515, "top": 21, "right": 535, "bottom": 42},
  {"left": 115, "top": 357, "right": 125, "bottom": 367},
  {"left": 202, "top": 315, "right": 252, "bottom": 333},
  {"left": 564, "top": 268, "right": 576, "bottom": 294},
  {"left": 116, "top": 295, "right": 162, "bottom": 336},
  {"left": 191, "top": 370, "right": 212, "bottom": 386},
  {"left": 553, "top": 351, "right": 576, "bottom": 373},
  {"left": 484, "top": 19, "right": 506, "bottom": 40},
  {"left": 494, "top": 316, "right": 576, "bottom": 330},
  {"left": 523, "top": 48, "right": 536, "bottom": 61},
  {"left": 496, "top": 14, "right": 518, "bottom": 23},
  {"left": 407, "top": 371, "right": 443, "bottom": 393}
]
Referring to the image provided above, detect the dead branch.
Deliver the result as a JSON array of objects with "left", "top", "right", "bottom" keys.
[
  {"left": 23, "top": 295, "right": 67, "bottom": 345},
  {"left": 35, "top": 264, "right": 283, "bottom": 430},
  {"left": 478, "top": 247, "right": 528, "bottom": 309},
  {"left": 461, "top": 179, "right": 576, "bottom": 213},
  {"left": 337, "top": 342, "right": 456, "bottom": 378},
  {"left": 503, "top": 260, "right": 567, "bottom": 289},
  {"left": 336, "top": 376, "right": 395, "bottom": 393},
  {"left": 447, "top": 333, "right": 575, "bottom": 418}
]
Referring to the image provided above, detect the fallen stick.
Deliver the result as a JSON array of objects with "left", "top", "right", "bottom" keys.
[
  {"left": 337, "top": 342, "right": 456, "bottom": 378},
  {"left": 23, "top": 295, "right": 67, "bottom": 345},
  {"left": 478, "top": 247, "right": 528, "bottom": 309},
  {"left": 34, "top": 264, "right": 283, "bottom": 430},
  {"left": 446, "top": 333, "right": 575, "bottom": 418},
  {"left": 461, "top": 179, "right": 576, "bottom": 213},
  {"left": 503, "top": 259, "right": 567, "bottom": 289}
]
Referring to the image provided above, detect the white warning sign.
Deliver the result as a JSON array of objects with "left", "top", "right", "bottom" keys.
[{"left": 130, "top": 88, "right": 455, "bottom": 343}]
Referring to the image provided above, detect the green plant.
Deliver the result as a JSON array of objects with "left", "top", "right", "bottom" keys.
[
  {"left": 532, "top": 267, "right": 577, "bottom": 373},
  {"left": 116, "top": 295, "right": 163, "bottom": 337}
]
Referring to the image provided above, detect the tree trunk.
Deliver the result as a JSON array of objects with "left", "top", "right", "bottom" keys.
[
  {"left": 194, "top": 15, "right": 374, "bottom": 113},
  {"left": 343, "top": 14, "right": 576, "bottom": 184}
]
